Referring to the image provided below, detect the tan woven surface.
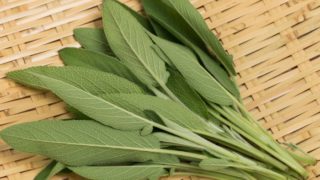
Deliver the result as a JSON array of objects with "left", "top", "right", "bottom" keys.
[{"left": 0, "top": 0, "right": 320, "bottom": 179}]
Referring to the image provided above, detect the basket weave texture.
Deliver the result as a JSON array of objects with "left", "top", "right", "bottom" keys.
[{"left": 0, "top": 0, "right": 319, "bottom": 179}]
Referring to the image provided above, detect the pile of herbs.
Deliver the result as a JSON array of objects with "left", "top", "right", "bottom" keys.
[{"left": 0, "top": 0, "right": 316, "bottom": 179}]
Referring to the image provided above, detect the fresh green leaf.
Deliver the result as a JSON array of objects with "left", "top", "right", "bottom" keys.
[
  {"left": 199, "top": 52, "right": 240, "bottom": 98},
  {"left": 69, "top": 165, "right": 167, "bottom": 180},
  {"left": 150, "top": 37, "right": 233, "bottom": 105},
  {"left": 166, "top": 69, "right": 208, "bottom": 118},
  {"left": 199, "top": 158, "right": 244, "bottom": 170},
  {"left": 150, "top": 44, "right": 171, "bottom": 65},
  {"left": 73, "top": 28, "right": 113, "bottom": 55},
  {"left": 154, "top": 132, "right": 204, "bottom": 150},
  {"left": 103, "top": 93, "right": 219, "bottom": 134},
  {"left": 26, "top": 72, "right": 148, "bottom": 130},
  {"left": 7, "top": 66, "right": 143, "bottom": 95},
  {"left": 103, "top": 0, "right": 169, "bottom": 87},
  {"left": 117, "top": 1, "right": 152, "bottom": 31},
  {"left": 149, "top": 20, "right": 178, "bottom": 42},
  {"left": 142, "top": 0, "right": 204, "bottom": 48},
  {"left": 0, "top": 120, "right": 161, "bottom": 166},
  {"left": 35, "top": 161, "right": 60, "bottom": 180},
  {"left": 161, "top": 0, "right": 236, "bottom": 75},
  {"left": 59, "top": 48, "right": 141, "bottom": 84},
  {"left": 142, "top": 0, "right": 239, "bottom": 97},
  {"left": 66, "top": 105, "right": 90, "bottom": 119}
]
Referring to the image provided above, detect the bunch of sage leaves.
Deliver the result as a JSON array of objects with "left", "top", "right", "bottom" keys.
[{"left": 0, "top": 0, "right": 316, "bottom": 180}]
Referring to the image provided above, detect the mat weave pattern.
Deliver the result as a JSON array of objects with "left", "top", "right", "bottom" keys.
[{"left": 0, "top": 0, "right": 319, "bottom": 179}]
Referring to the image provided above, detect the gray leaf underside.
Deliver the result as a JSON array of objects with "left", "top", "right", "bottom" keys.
[
  {"left": 103, "top": 93, "right": 215, "bottom": 134},
  {"left": 69, "top": 165, "right": 166, "bottom": 180},
  {"left": 7, "top": 66, "right": 143, "bottom": 95},
  {"left": 0, "top": 120, "right": 160, "bottom": 166},
  {"left": 28, "top": 72, "right": 150, "bottom": 130}
]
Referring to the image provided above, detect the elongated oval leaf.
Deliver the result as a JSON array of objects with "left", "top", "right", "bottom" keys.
[
  {"left": 161, "top": 0, "right": 235, "bottom": 75},
  {"left": 149, "top": 20, "right": 178, "bottom": 42},
  {"left": 166, "top": 69, "right": 208, "bottom": 118},
  {"left": 69, "top": 165, "right": 166, "bottom": 180},
  {"left": 7, "top": 66, "right": 143, "bottom": 95},
  {"left": 154, "top": 132, "right": 204, "bottom": 150},
  {"left": 199, "top": 158, "right": 243, "bottom": 170},
  {"left": 103, "top": 93, "right": 222, "bottom": 134},
  {"left": 103, "top": 0, "right": 169, "bottom": 87},
  {"left": 151, "top": 37, "right": 233, "bottom": 105},
  {"left": 0, "top": 120, "right": 160, "bottom": 166},
  {"left": 74, "top": 28, "right": 113, "bottom": 55},
  {"left": 59, "top": 48, "right": 141, "bottom": 84},
  {"left": 27, "top": 72, "right": 149, "bottom": 130},
  {"left": 34, "top": 161, "right": 65, "bottom": 180},
  {"left": 142, "top": 0, "right": 239, "bottom": 97}
]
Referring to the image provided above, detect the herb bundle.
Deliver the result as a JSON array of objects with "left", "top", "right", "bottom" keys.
[{"left": 0, "top": 0, "right": 316, "bottom": 179}]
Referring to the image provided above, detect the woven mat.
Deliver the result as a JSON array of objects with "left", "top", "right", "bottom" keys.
[{"left": 0, "top": 0, "right": 319, "bottom": 179}]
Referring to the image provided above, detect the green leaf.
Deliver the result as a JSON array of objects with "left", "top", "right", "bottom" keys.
[
  {"left": 66, "top": 105, "right": 90, "bottom": 119},
  {"left": 199, "top": 158, "right": 244, "bottom": 170},
  {"left": 149, "top": 20, "right": 178, "bottom": 42},
  {"left": 116, "top": 1, "right": 152, "bottom": 31},
  {"left": 59, "top": 48, "right": 141, "bottom": 84},
  {"left": 150, "top": 37, "right": 233, "bottom": 105},
  {"left": 7, "top": 66, "right": 143, "bottom": 96},
  {"left": 0, "top": 120, "right": 160, "bottom": 166},
  {"left": 73, "top": 28, "right": 113, "bottom": 55},
  {"left": 34, "top": 161, "right": 63, "bottom": 180},
  {"left": 199, "top": 52, "right": 240, "bottom": 98},
  {"left": 69, "top": 165, "right": 166, "bottom": 180},
  {"left": 154, "top": 132, "right": 204, "bottom": 150},
  {"left": 103, "top": 93, "right": 219, "bottom": 134},
  {"left": 161, "top": 0, "right": 235, "bottom": 75},
  {"left": 103, "top": 0, "right": 169, "bottom": 87},
  {"left": 25, "top": 72, "right": 149, "bottom": 130},
  {"left": 142, "top": 0, "right": 239, "bottom": 97},
  {"left": 142, "top": 0, "right": 204, "bottom": 48},
  {"left": 166, "top": 69, "right": 208, "bottom": 118}
]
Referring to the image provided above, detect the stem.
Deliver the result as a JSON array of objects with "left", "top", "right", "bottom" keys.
[
  {"left": 225, "top": 107, "right": 308, "bottom": 177},
  {"left": 161, "top": 163, "right": 250, "bottom": 180},
  {"left": 209, "top": 108, "right": 291, "bottom": 170},
  {"left": 198, "top": 130, "right": 288, "bottom": 171}
]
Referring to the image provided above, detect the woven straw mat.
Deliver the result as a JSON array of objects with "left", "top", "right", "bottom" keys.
[{"left": 0, "top": 0, "right": 320, "bottom": 179}]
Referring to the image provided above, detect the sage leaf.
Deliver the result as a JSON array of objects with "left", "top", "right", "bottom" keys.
[
  {"left": 154, "top": 132, "right": 204, "bottom": 150},
  {"left": 149, "top": 20, "right": 178, "bottom": 42},
  {"left": 161, "top": 0, "right": 236, "bottom": 75},
  {"left": 7, "top": 66, "right": 143, "bottom": 95},
  {"left": 199, "top": 158, "right": 243, "bottom": 170},
  {"left": 74, "top": 28, "right": 113, "bottom": 55},
  {"left": 166, "top": 69, "right": 208, "bottom": 118},
  {"left": 103, "top": 0, "right": 169, "bottom": 87},
  {"left": 59, "top": 48, "right": 141, "bottom": 84},
  {"left": 117, "top": 1, "right": 152, "bottom": 31},
  {"left": 0, "top": 120, "right": 160, "bottom": 166},
  {"left": 142, "top": 0, "right": 239, "bottom": 97},
  {"left": 103, "top": 93, "right": 218, "bottom": 134},
  {"left": 69, "top": 165, "right": 167, "bottom": 180},
  {"left": 34, "top": 161, "right": 65, "bottom": 180},
  {"left": 151, "top": 37, "right": 233, "bottom": 105},
  {"left": 28, "top": 73, "right": 149, "bottom": 130}
]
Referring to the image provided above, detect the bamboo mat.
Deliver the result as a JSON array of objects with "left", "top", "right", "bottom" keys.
[{"left": 0, "top": 0, "right": 319, "bottom": 179}]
